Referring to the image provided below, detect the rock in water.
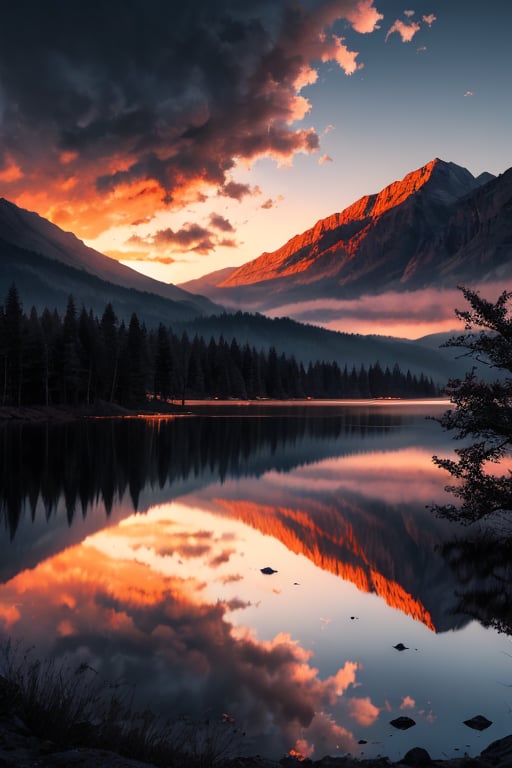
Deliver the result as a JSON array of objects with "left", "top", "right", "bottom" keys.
[
  {"left": 463, "top": 714, "right": 492, "bottom": 730},
  {"left": 390, "top": 716, "right": 416, "bottom": 730},
  {"left": 402, "top": 746, "right": 432, "bottom": 765}
]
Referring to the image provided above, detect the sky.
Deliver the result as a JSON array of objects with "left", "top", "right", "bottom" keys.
[{"left": 0, "top": 0, "right": 511, "bottom": 290}]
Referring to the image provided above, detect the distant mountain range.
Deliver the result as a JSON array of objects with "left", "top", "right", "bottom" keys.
[
  {"left": 180, "top": 158, "right": 511, "bottom": 320},
  {"left": 0, "top": 197, "right": 220, "bottom": 324},
  {"left": 2, "top": 157, "right": 507, "bottom": 384}
]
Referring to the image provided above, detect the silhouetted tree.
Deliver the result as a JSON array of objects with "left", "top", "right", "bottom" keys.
[
  {"left": 58, "top": 295, "right": 82, "bottom": 403},
  {"left": 432, "top": 287, "right": 512, "bottom": 525},
  {"left": 154, "top": 323, "right": 173, "bottom": 401},
  {"left": 2, "top": 284, "right": 24, "bottom": 405},
  {"left": 0, "top": 285, "right": 441, "bottom": 409},
  {"left": 79, "top": 307, "right": 101, "bottom": 405},
  {"left": 23, "top": 307, "right": 48, "bottom": 405},
  {"left": 99, "top": 303, "right": 119, "bottom": 402}
]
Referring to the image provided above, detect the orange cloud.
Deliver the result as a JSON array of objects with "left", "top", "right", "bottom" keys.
[
  {"left": 0, "top": 503, "right": 372, "bottom": 760},
  {"left": 347, "top": 696, "right": 380, "bottom": 725},
  {"left": 0, "top": 157, "right": 23, "bottom": 182},
  {"left": 385, "top": 19, "right": 421, "bottom": 43},
  {"left": 400, "top": 695, "right": 415, "bottom": 710},
  {"left": 422, "top": 14, "right": 437, "bottom": 27},
  {"left": 0, "top": 1, "right": 384, "bottom": 245},
  {"left": 0, "top": 601, "right": 21, "bottom": 629}
]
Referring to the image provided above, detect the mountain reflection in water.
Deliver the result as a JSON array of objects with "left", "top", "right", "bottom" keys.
[{"left": 0, "top": 404, "right": 511, "bottom": 761}]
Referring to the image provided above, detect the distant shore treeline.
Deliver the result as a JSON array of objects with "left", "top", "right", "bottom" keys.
[{"left": 0, "top": 285, "right": 439, "bottom": 407}]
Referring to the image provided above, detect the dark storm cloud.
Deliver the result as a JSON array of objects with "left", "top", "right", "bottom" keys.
[
  {"left": 153, "top": 224, "right": 214, "bottom": 248},
  {"left": 128, "top": 219, "right": 240, "bottom": 254},
  {"left": 221, "top": 181, "right": 258, "bottom": 201},
  {"left": 209, "top": 213, "right": 235, "bottom": 232},
  {"left": 0, "top": 0, "right": 382, "bottom": 236}
]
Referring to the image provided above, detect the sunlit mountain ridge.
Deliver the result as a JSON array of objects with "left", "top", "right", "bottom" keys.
[
  {"left": 180, "top": 159, "right": 511, "bottom": 331},
  {"left": 220, "top": 159, "right": 484, "bottom": 287},
  {"left": 0, "top": 193, "right": 472, "bottom": 382}
]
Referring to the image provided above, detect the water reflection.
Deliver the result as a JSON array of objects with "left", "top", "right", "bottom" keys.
[
  {"left": 441, "top": 531, "right": 512, "bottom": 635},
  {"left": 1, "top": 407, "right": 411, "bottom": 534},
  {"left": 0, "top": 406, "right": 510, "bottom": 760}
]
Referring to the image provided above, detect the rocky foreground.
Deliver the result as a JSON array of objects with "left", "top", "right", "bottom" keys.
[{"left": 1, "top": 705, "right": 511, "bottom": 768}]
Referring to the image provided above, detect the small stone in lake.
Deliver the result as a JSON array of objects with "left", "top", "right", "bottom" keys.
[
  {"left": 260, "top": 566, "right": 277, "bottom": 575},
  {"left": 393, "top": 642, "right": 408, "bottom": 651},
  {"left": 402, "top": 746, "right": 432, "bottom": 765},
  {"left": 358, "top": 739, "right": 367, "bottom": 744},
  {"left": 463, "top": 714, "right": 492, "bottom": 731},
  {"left": 390, "top": 716, "right": 416, "bottom": 730}
]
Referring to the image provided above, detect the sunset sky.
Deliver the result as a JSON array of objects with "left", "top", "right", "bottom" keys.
[{"left": 0, "top": 0, "right": 510, "bottom": 287}]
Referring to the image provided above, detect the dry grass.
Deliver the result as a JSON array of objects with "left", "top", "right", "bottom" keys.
[{"left": 0, "top": 638, "right": 240, "bottom": 767}]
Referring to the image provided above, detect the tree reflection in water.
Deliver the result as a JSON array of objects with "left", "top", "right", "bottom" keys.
[
  {"left": 0, "top": 409, "right": 403, "bottom": 539},
  {"left": 1, "top": 407, "right": 511, "bottom": 760},
  {"left": 441, "top": 531, "right": 512, "bottom": 636}
]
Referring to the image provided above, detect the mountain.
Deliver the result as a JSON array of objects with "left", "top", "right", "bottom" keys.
[
  {"left": 177, "top": 311, "right": 471, "bottom": 382},
  {"left": 180, "top": 159, "right": 510, "bottom": 316},
  {"left": 0, "top": 192, "right": 474, "bottom": 384},
  {"left": 0, "top": 197, "right": 220, "bottom": 322}
]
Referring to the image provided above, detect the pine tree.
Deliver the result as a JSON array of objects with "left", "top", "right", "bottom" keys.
[
  {"left": 154, "top": 323, "right": 173, "bottom": 401},
  {"left": 59, "top": 295, "right": 83, "bottom": 404},
  {"left": 23, "top": 307, "right": 48, "bottom": 405},
  {"left": 432, "top": 287, "right": 512, "bottom": 525},
  {"left": 99, "top": 303, "right": 119, "bottom": 402},
  {"left": 2, "top": 284, "right": 24, "bottom": 405}
]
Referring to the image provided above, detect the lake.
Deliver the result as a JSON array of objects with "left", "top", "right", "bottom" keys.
[{"left": 0, "top": 401, "right": 511, "bottom": 762}]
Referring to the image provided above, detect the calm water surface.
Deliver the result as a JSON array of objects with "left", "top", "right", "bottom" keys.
[{"left": 0, "top": 401, "right": 511, "bottom": 761}]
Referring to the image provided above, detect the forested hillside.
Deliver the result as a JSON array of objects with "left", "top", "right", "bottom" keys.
[{"left": 0, "top": 285, "right": 439, "bottom": 408}]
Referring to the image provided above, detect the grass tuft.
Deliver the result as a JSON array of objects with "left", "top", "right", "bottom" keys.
[{"left": 0, "top": 637, "right": 241, "bottom": 767}]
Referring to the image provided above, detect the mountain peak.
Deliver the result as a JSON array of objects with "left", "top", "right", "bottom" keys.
[
  {"left": 220, "top": 159, "right": 479, "bottom": 288},
  {"left": 368, "top": 158, "right": 441, "bottom": 217},
  {"left": 368, "top": 158, "right": 479, "bottom": 216}
]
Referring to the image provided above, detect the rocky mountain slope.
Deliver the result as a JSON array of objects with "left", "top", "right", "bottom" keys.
[
  {"left": 180, "top": 159, "right": 511, "bottom": 317},
  {"left": 0, "top": 194, "right": 472, "bottom": 383}
]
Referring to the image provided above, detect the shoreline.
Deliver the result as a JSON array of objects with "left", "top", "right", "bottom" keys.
[
  {"left": 0, "top": 397, "right": 450, "bottom": 423},
  {"left": 0, "top": 705, "right": 511, "bottom": 768},
  {"left": 0, "top": 401, "right": 189, "bottom": 423}
]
